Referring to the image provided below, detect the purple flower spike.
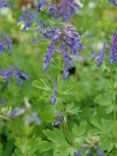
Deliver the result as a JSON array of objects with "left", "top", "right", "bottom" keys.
[
  {"left": 50, "top": 79, "right": 57, "bottom": 105},
  {"left": 0, "top": 40, "right": 4, "bottom": 53},
  {"left": 109, "top": 0, "right": 117, "bottom": 6},
  {"left": 109, "top": 32, "right": 117, "bottom": 64},
  {"left": 0, "top": 33, "right": 12, "bottom": 53},
  {"left": 75, "top": 149, "right": 82, "bottom": 156},
  {"left": 3, "top": 33, "right": 12, "bottom": 51},
  {"left": 91, "top": 40, "right": 106, "bottom": 67},
  {"left": 96, "top": 148, "right": 105, "bottom": 156},
  {"left": 42, "top": 42, "right": 55, "bottom": 71},
  {"left": 62, "top": 61, "right": 69, "bottom": 79}
]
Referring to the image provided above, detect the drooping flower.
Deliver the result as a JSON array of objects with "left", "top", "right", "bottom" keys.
[
  {"left": 109, "top": 32, "right": 117, "bottom": 64},
  {"left": 50, "top": 79, "right": 57, "bottom": 105},
  {"left": 0, "top": 65, "right": 29, "bottom": 85},
  {"left": 91, "top": 40, "right": 106, "bottom": 67},
  {"left": 52, "top": 112, "right": 62, "bottom": 126},
  {"left": 34, "top": 24, "right": 83, "bottom": 79},
  {"left": 55, "top": 0, "right": 79, "bottom": 22},
  {"left": 0, "top": 33, "right": 11, "bottom": 53},
  {"left": 108, "top": 0, "right": 117, "bottom": 6},
  {"left": 13, "top": 65, "right": 29, "bottom": 85},
  {"left": 18, "top": 0, "right": 57, "bottom": 30}
]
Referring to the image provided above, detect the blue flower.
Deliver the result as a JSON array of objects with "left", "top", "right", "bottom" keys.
[
  {"left": 0, "top": 65, "right": 29, "bottom": 85},
  {"left": 0, "top": 40, "right": 4, "bottom": 53},
  {"left": 13, "top": 65, "right": 29, "bottom": 85},
  {"left": 18, "top": 0, "right": 57, "bottom": 30},
  {"left": 56, "top": 0, "right": 79, "bottom": 22},
  {"left": 109, "top": 32, "right": 117, "bottom": 64},
  {"left": 109, "top": 0, "right": 117, "bottom": 6},
  {"left": 35, "top": 0, "right": 57, "bottom": 15},
  {"left": 0, "top": 33, "right": 11, "bottom": 53},
  {"left": 17, "top": 10, "right": 36, "bottom": 30},
  {"left": 34, "top": 24, "right": 83, "bottom": 79},
  {"left": 91, "top": 40, "right": 106, "bottom": 67},
  {"left": 50, "top": 79, "right": 57, "bottom": 105},
  {"left": 52, "top": 112, "right": 62, "bottom": 126},
  {"left": 52, "top": 117, "right": 62, "bottom": 126}
]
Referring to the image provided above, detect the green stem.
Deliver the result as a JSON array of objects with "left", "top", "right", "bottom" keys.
[
  {"left": 61, "top": 105, "right": 74, "bottom": 146},
  {"left": 110, "top": 65, "right": 117, "bottom": 140}
]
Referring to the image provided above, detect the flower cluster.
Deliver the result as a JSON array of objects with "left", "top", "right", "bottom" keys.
[
  {"left": 108, "top": 0, "right": 117, "bottom": 6},
  {"left": 0, "top": 33, "right": 11, "bottom": 53},
  {"left": 92, "top": 32, "right": 117, "bottom": 66},
  {"left": 55, "top": 0, "right": 79, "bottom": 22},
  {"left": 18, "top": 0, "right": 80, "bottom": 29},
  {"left": 18, "top": 0, "right": 57, "bottom": 29},
  {"left": 0, "top": 65, "right": 29, "bottom": 85},
  {"left": 36, "top": 24, "right": 83, "bottom": 79}
]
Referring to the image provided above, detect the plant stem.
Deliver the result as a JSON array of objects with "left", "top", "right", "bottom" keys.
[
  {"left": 110, "top": 65, "right": 117, "bottom": 140},
  {"left": 61, "top": 105, "right": 74, "bottom": 146}
]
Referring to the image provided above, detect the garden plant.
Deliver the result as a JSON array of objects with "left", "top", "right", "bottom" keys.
[{"left": 0, "top": 0, "right": 117, "bottom": 156}]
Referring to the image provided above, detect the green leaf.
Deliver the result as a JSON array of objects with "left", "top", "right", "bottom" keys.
[
  {"left": 32, "top": 79, "right": 51, "bottom": 91},
  {"left": 65, "top": 103, "right": 81, "bottom": 115},
  {"left": 43, "top": 128, "right": 66, "bottom": 144},
  {"left": 78, "top": 121, "right": 87, "bottom": 136},
  {"left": 39, "top": 141, "right": 53, "bottom": 153},
  {"left": 53, "top": 144, "right": 69, "bottom": 156}
]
